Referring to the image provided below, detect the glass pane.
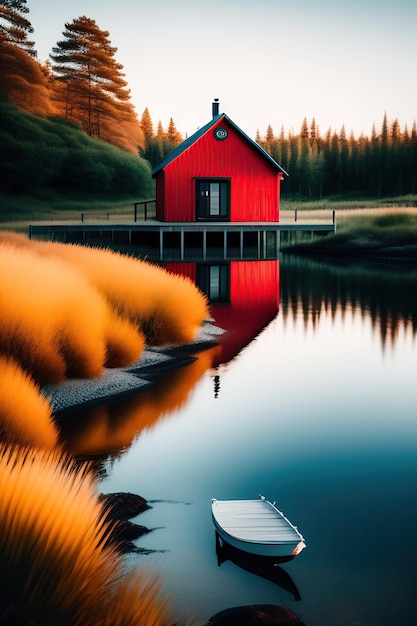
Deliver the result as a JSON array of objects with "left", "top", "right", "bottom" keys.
[
  {"left": 220, "top": 182, "right": 228, "bottom": 217},
  {"left": 210, "top": 183, "right": 220, "bottom": 216},
  {"left": 219, "top": 264, "right": 229, "bottom": 300},
  {"left": 209, "top": 265, "right": 220, "bottom": 299}
]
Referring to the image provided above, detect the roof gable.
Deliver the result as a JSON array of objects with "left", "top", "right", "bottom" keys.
[{"left": 152, "top": 113, "right": 288, "bottom": 177}]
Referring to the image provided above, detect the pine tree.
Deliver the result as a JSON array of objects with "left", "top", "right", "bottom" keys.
[
  {"left": 154, "top": 119, "right": 164, "bottom": 156},
  {"left": 50, "top": 16, "right": 143, "bottom": 153},
  {"left": 0, "top": 1, "right": 57, "bottom": 114},
  {"left": 410, "top": 121, "right": 417, "bottom": 193},
  {"left": 310, "top": 118, "right": 317, "bottom": 143},
  {"left": 378, "top": 112, "right": 389, "bottom": 195},
  {"left": 140, "top": 107, "right": 154, "bottom": 145},
  {"left": 266, "top": 123, "right": 274, "bottom": 144},
  {"left": 381, "top": 111, "right": 389, "bottom": 143},
  {"left": 297, "top": 118, "right": 310, "bottom": 194},
  {"left": 0, "top": 0, "right": 36, "bottom": 56},
  {"left": 300, "top": 117, "right": 309, "bottom": 142},
  {"left": 166, "top": 117, "right": 182, "bottom": 146},
  {"left": 337, "top": 125, "right": 349, "bottom": 194}
]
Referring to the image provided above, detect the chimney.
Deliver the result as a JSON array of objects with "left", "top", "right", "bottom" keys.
[{"left": 212, "top": 98, "right": 220, "bottom": 118}]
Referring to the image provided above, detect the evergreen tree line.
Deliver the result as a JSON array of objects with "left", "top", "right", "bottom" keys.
[
  {"left": 139, "top": 106, "right": 183, "bottom": 167},
  {"left": 1, "top": 1, "right": 415, "bottom": 199},
  {"left": 257, "top": 115, "right": 417, "bottom": 198}
]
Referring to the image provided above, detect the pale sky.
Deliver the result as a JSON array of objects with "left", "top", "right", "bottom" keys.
[{"left": 28, "top": 0, "right": 417, "bottom": 140}]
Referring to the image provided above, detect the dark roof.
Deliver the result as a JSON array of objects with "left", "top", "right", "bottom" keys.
[{"left": 152, "top": 113, "right": 288, "bottom": 177}]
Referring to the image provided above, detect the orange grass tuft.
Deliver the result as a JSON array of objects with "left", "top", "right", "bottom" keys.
[
  {"left": 104, "top": 308, "right": 146, "bottom": 368},
  {"left": 0, "top": 357, "right": 58, "bottom": 449},
  {"left": 15, "top": 236, "right": 210, "bottom": 345},
  {"left": 0, "top": 444, "right": 167, "bottom": 625},
  {"left": 0, "top": 232, "right": 209, "bottom": 345},
  {"left": 0, "top": 242, "right": 108, "bottom": 383},
  {"left": 100, "top": 572, "right": 167, "bottom": 626}
]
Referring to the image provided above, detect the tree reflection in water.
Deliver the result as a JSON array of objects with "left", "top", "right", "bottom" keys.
[{"left": 280, "top": 254, "right": 417, "bottom": 350}]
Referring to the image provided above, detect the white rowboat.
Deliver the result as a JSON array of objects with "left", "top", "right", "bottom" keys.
[{"left": 211, "top": 496, "right": 306, "bottom": 559}]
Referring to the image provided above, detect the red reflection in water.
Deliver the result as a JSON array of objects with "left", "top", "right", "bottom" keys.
[{"left": 166, "top": 260, "right": 280, "bottom": 365}]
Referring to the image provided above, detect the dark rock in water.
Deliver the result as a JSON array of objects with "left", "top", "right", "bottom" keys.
[
  {"left": 98, "top": 492, "right": 155, "bottom": 554},
  {"left": 205, "top": 604, "right": 306, "bottom": 626},
  {"left": 108, "top": 519, "right": 151, "bottom": 542},
  {"left": 105, "top": 520, "right": 153, "bottom": 554},
  {"left": 99, "top": 492, "right": 150, "bottom": 520}
]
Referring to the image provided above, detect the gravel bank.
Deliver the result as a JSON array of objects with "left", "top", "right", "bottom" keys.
[{"left": 42, "top": 322, "right": 224, "bottom": 416}]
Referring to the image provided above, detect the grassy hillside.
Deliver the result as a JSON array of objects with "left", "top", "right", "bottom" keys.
[
  {"left": 0, "top": 100, "right": 154, "bottom": 206},
  {"left": 282, "top": 205, "right": 417, "bottom": 260}
]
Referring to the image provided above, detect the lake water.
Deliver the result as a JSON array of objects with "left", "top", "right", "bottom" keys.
[{"left": 67, "top": 254, "right": 417, "bottom": 625}]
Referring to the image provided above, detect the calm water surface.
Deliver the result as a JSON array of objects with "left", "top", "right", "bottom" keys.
[{"left": 82, "top": 255, "right": 417, "bottom": 625}]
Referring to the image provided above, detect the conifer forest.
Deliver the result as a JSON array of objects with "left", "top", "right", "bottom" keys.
[{"left": 1, "top": 0, "right": 416, "bottom": 200}]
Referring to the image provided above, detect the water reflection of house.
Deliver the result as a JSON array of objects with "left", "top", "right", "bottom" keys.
[{"left": 165, "top": 260, "right": 280, "bottom": 365}]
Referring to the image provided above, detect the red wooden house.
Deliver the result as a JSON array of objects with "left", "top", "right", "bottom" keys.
[{"left": 152, "top": 101, "right": 288, "bottom": 223}]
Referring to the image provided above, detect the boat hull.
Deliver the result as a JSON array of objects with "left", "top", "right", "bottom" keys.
[{"left": 211, "top": 497, "right": 306, "bottom": 559}]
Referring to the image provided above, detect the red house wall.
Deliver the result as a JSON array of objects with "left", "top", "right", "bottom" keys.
[
  {"left": 155, "top": 117, "right": 282, "bottom": 222},
  {"left": 155, "top": 171, "right": 164, "bottom": 220}
]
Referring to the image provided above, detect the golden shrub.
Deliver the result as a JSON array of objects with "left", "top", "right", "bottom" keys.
[
  {"left": 0, "top": 241, "right": 107, "bottom": 383},
  {"left": 104, "top": 308, "right": 146, "bottom": 368},
  {"left": 24, "top": 237, "right": 209, "bottom": 344},
  {"left": 0, "top": 357, "right": 58, "bottom": 449},
  {"left": 0, "top": 232, "right": 209, "bottom": 346}
]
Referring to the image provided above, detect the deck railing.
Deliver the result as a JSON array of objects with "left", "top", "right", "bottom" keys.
[
  {"left": 132, "top": 199, "right": 156, "bottom": 222},
  {"left": 280, "top": 209, "right": 336, "bottom": 225}
]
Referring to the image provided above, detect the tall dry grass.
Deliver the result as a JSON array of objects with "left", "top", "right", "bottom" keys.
[
  {"left": 0, "top": 241, "right": 106, "bottom": 384},
  {"left": 0, "top": 357, "right": 58, "bottom": 449},
  {"left": 335, "top": 206, "right": 417, "bottom": 233},
  {"left": 38, "top": 240, "right": 209, "bottom": 344},
  {"left": 0, "top": 444, "right": 167, "bottom": 625},
  {"left": 0, "top": 237, "right": 146, "bottom": 384},
  {"left": 1, "top": 233, "right": 209, "bottom": 345},
  {"left": 104, "top": 311, "right": 146, "bottom": 368}
]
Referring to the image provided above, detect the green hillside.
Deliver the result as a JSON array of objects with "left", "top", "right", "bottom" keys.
[{"left": 0, "top": 100, "right": 154, "bottom": 201}]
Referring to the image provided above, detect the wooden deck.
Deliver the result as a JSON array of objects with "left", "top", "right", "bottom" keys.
[{"left": 29, "top": 216, "right": 336, "bottom": 261}]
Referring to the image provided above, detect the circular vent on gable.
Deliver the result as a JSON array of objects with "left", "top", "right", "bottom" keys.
[{"left": 213, "top": 127, "right": 228, "bottom": 141}]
